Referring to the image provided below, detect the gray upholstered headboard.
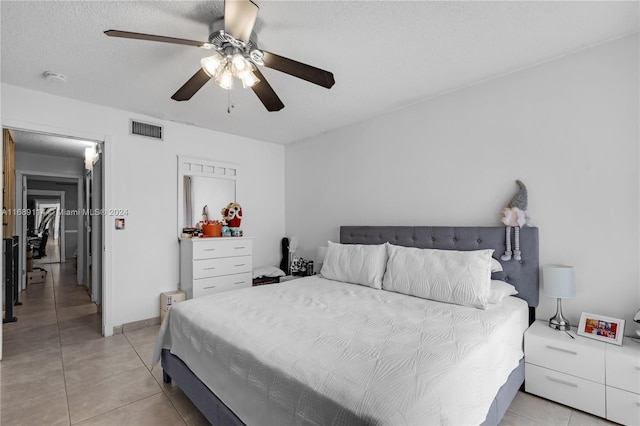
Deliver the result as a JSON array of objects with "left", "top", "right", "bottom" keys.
[{"left": 340, "top": 226, "right": 539, "bottom": 309}]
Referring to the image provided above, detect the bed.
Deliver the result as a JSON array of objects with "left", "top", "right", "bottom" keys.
[{"left": 153, "top": 226, "right": 539, "bottom": 425}]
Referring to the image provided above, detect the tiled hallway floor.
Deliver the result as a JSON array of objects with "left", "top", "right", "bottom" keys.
[{"left": 1, "top": 242, "right": 615, "bottom": 425}]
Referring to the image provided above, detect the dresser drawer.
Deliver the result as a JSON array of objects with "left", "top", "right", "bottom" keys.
[
  {"left": 525, "top": 363, "right": 605, "bottom": 417},
  {"left": 193, "top": 273, "right": 252, "bottom": 297},
  {"left": 193, "top": 239, "right": 252, "bottom": 260},
  {"left": 607, "top": 341, "right": 640, "bottom": 394},
  {"left": 193, "top": 256, "right": 252, "bottom": 279},
  {"left": 607, "top": 386, "right": 640, "bottom": 426},
  {"left": 525, "top": 328, "right": 604, "bottom": 383}
]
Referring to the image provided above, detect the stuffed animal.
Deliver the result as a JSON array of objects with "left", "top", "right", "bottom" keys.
[
  {"left": 221, "top": 202, "right": 242, "bottom": 228},
  {"left": 501, "top": 180, "right": 530, "bottom": 261}
]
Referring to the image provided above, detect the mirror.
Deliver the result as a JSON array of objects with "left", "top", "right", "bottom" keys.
[
  {"left": 177, "top": 156, "right": 238, "bottom": 237},
  {"left": 183, "top": 176, "right": 235, "bottom": 227}
]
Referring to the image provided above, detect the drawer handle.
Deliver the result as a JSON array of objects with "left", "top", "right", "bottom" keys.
[
  {"left": 546, "top": 345, "right": 577, "bottom": 355},
  {"left": 234, "top": 246, "right": 245, "bottom": 250},
  {"left": 234, "top": 281, "right": 244, "bottom": 285},
  {"left": 545, "top": 376, "right": 578, "bottom": 388},
  {"left": 203, "top": 285, "right": 216, "bottom": 290},
  {"left": 204, "top": 267, "right": 216, "bottom": 270},
  {"left": 204, "top": 248, "right": 216, "bottom": 251},
  {"left": 234, "top": 264, "right": 246, "bottom": 267}
]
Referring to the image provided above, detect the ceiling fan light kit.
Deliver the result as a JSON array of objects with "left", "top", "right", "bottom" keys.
[
  {"left": 201, "top": 50, "right": 261, "bottom": 90},
  {"left": 105, "top": 0, "right": 335, "bottom": 112}
]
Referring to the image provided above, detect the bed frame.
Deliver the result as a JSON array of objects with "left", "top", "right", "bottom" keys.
[{"left": 162, "top": 226, "right": 539, "bottom": 426}]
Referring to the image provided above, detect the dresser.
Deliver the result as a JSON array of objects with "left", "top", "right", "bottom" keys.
[
  {"left": 179, "top": 237, "right": 253, "bottom": 299},
  {"left": 525, "top": 320, "right": 640, "bottom": 424}
]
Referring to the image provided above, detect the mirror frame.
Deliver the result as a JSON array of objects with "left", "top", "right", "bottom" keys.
[{"left": 177, "top": 156, "right": 238, "bottom": 238}]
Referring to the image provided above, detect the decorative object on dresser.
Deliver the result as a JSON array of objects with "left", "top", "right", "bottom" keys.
[
  {"left": 543, "top": 264, "right": 575, "bottom": 330},
  {"left": 577, "top": 312, "right": 625, "bottom": 346},
  {"left": 179, "top": 237, "right": 252, "bottom": 299},
  {"left": 634, "top": 309, "right": 640, "bottom": 338},
  {"left": 525, "top": 320, "right": 640, "bottom": 425}
]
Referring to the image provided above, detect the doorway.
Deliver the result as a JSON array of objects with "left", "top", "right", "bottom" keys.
[{"left": 1, "top": 127, "right": 107, "bottom": 361}]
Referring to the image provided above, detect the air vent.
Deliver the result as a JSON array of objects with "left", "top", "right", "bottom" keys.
[{"left": 130, "top": 119, "right": 163, "bottom": 140}]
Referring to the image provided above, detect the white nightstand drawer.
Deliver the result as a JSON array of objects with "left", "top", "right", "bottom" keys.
[
  {"left": 193, "top": 273, "right": 252, "bottom": 297},
  {"left": 525, "top": 324, "right": 605, "bottom": 383},
  {"left": 193, "top": 256, "right": 252, "bottom": 279},
  {"left": 193, "top": 239, "right": 252, "bottom": 260},
  {"left": 606, "top": 340, "right": 640, "bottom": 394},
  {"left": 607, "top": 386, "right": 640, "bottom": 426},
  {"left": 525, "top": 363, "right": 605, "bottom": 417}
]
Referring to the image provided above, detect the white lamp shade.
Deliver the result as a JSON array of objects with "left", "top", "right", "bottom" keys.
[{"left": 543, "top": 265, "right": 576, "bottom": 299}]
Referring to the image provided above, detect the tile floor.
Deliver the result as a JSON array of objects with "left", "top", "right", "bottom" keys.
[{"left": 1, "top": 241, "right": 616, "bottom": 426}]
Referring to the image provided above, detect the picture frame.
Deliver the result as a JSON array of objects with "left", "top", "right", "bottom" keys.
[{"left": 577, "top": 312, "right": 625, "bottom": 346}]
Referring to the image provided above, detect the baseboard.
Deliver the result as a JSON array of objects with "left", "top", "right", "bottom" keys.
[{"left": 114, "top": 316, "right": 160, "bottom": 334}]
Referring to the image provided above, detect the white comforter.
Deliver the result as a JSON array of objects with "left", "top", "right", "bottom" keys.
[{"left": 152, "top": 276, "right": 528, "bottom": 426}]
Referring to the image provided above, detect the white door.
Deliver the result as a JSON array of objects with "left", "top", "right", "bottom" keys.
[{"left": 90, "top": 156, "right": 102, "bottom": 306}]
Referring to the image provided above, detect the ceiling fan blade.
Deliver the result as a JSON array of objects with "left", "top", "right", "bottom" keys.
[
  {"left": 104, "top": 30, "right": 209, "bottom": 48},
  {"left": 251, "top": 68, "right": 284, "bottom": 112},
  {"left": 224, "top": 0, "right": 259, "bottom": 42},
  {"left": 171, "top": 69, "right": 211, "bottom": 101},
  {"left": 262, "top": 51, "right": 335, "bottom": 89}
]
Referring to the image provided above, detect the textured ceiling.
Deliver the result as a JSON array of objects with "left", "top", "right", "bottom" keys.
[
  {"left": 2, "top": 1, "right": 638, "bottom": 145},
  {"left": 12, "top": 129, "right": 96, "bottom": 159}
]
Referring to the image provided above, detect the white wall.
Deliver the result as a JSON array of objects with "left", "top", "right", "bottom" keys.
[
  {"left": 16, "top": 151, "right": 84, "bottom": 176},
  {"left": 285, "top": 34, "right": 639, "bottom": 328},
  {"left": 2, "top": 84, "right": 285, "bottom": 330}
]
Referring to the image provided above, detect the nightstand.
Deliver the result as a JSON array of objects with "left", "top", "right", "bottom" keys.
[
  {"left": 525, "top": 320, "right": 606, "bottom": 417},
  {"left": 525, "top": 320, "right": 640, "bottom": 425},
  {"left": 606, "top": 337, "right": 640, "bottom": 425}
]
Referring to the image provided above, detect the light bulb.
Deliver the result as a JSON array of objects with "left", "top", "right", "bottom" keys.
[
  {"left": 215, "top": 66, "right": 234, "bottom": 90},
  {"left": 231, "top": 54, "right": 247, "bottom": 73},
  {"left": 240, "top": 71, "right": 260, "bottom": 88},
  {"left": 200, "top": 53, "right": 224, "bottom": 77}
]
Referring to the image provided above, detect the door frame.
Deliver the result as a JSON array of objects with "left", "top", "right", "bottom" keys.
[
  {"left": 17, "top": 173, "right": 78, "bottom": 287},
  {"left": 29, "top": 191, "right": 65, "bottom": 262},
  {"left": 2, "top": 119, "right": 113, "bottom": 338}
]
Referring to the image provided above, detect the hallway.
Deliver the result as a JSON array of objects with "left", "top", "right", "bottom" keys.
[{"left": 0, "top": 242, "right": 207, "bottom": 425}]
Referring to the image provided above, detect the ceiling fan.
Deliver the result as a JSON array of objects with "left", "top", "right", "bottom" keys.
[{"left": 105, "top": 0, "right": 335, "bottom": 112}]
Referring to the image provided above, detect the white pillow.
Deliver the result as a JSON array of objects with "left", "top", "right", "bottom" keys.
[
  {"left": 383, "top": 244, "right": 493, "bottom": 309},
  {"left": 320, "top": 241, "right": 387, "bottom": 289},
  {"left": 491, "top": 258, "right": 503, "bottom": 273},
  {"left": 488, "top": 280, "right": 518, "bottom": 304}
]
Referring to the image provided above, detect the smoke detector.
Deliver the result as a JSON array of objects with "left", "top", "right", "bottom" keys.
[{"left": 43, "top": 71, "right": 68, "bottom": 83}]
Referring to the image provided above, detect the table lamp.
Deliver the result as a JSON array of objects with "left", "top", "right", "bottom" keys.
[{"left": 543, "top": 265, "right": 576, "bottom": 331}]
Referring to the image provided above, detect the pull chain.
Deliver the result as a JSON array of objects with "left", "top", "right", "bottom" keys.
[{"left": 227, "top": 90, "right": 235, "bottom": 114}]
